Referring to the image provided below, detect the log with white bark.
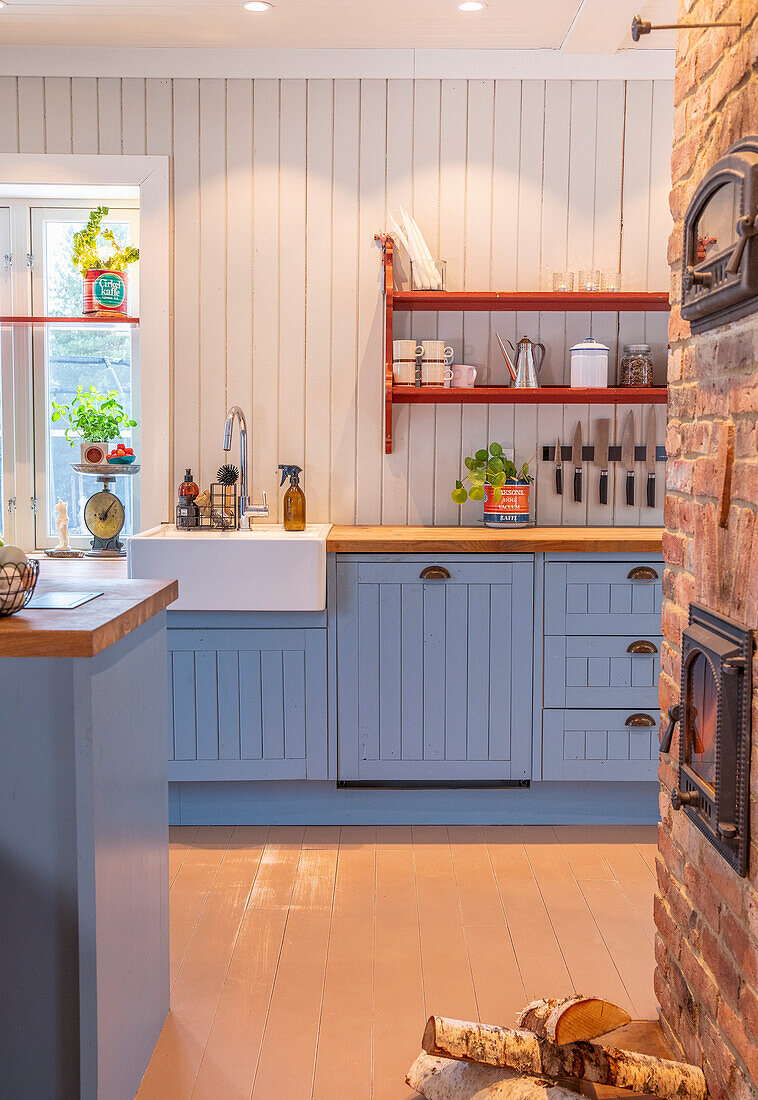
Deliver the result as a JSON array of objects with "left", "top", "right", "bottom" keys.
[
  {"left": 422, "top": 1017, "right": 707, "bottom": 1100},
  {"left": 516, "top": 997, "right": 631, "bottom": 1044},
  {"left": 407, "top": 1054, "right": 581, "bottom": 1100}
]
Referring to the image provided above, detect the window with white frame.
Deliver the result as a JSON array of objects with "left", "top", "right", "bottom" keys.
[{"left": 0, "top": 199, "right": 140, "bottom": 550}]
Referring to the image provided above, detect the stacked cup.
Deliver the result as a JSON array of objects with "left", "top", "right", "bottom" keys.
[
  {"left": 420, "top": 340, "right": 454, "bottom": 386},
  {"left": 393, "top": 340, "right": 422, "bottom": 386}
]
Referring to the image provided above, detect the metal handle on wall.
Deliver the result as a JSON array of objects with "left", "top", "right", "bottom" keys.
[
  {"left": 627, "top": 566, "right": 659, "bottom": 581},
  {"left": 419, "top": 566, "right": 451, "bottom": 581},
  {"left": 625, "top": 713, "right": 656, "bottom": 727},
  {"left": 627, "top": 639, "right": 658, "bottom": 654}
]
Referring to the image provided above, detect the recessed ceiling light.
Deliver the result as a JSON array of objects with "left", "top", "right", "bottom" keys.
[
  {"left": 243, "top": 1, "right": 272, "bottom": 10},
  {"left": 458, "top": 1, "right": 486, "bottom": 9}
]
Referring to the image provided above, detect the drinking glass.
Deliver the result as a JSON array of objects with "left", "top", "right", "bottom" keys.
[
  {"left": 601, "top": 272, "right": 622, "bottom": 292},
  {"left": 578, "top": 269, "right": 601, "bottom": 292},
  {"left": 552, "top": 272, "right": 574, "bottom": 292}
]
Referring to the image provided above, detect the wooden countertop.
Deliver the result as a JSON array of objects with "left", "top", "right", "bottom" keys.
[
  {"left": 0, "top": 557, "right": 178, "bottom": 658},
  {"left": 326, "top": 525, "right": 664, "bottom": 553}
]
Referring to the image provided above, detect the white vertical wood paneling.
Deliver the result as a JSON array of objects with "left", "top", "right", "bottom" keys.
[
  {"left": 304, "top": 79, "right": 334, "bottom": 524},
  {"left": 5, "top": 75, "right": 673, "bottom": 528},
  {"left": 71, "top": 78, "right": 98, "bottom": 154},
  {"left": 44, "top": 78, "right": 72, "bottom": 155}
]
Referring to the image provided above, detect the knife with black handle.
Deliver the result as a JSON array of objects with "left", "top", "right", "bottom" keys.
[
  {"left": 572, "top": 422, "right": 583, "bottom": 503},
  {"left": 621, "top": 411, "right": 636, "bottom": 507},
  {"left": 594, "top": 418, "right": 610, "bottom": 506},
  {"left": 555, "top": 436, "right": 562, "bottom": 495},
  {"left": 645, "top": 406, "right": 657, "bottom": 508}
]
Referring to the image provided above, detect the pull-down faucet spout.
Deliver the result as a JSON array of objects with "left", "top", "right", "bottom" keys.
[{"left": 222, "top": 405, "right": 268, "bottom": 528}]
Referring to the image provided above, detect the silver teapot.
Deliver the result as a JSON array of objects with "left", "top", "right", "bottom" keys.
[{"left": 500, "top": 335, "right": 545, "bottom": 389}]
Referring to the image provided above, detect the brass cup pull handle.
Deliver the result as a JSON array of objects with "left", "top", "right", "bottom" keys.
[
  {"left": 627, "top": 639, "right": 658, "bottom": 654},
  {"left": 627, "top": 565, "right": 659, "bottom": 581},
  {"left": 419, "top": 566, "right": 451, "bottom": 581},
  {"left": 625, "top": 712, "right": 656, "bottom": 727}
]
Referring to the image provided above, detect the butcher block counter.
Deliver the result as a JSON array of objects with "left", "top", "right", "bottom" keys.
[
  {"left": 326, "top": 525, "right": 664, "bottom": 554},
  {"left": 0, "top": 562, "right": 176, "bottom": 1099},
  {"left": 0, "top": 567, "right": 177, "bottom": 657}
]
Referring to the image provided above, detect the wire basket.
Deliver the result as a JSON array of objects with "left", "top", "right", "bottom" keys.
[
  {"left": 0, "top": 558, "right": 40, "bottom": 616},
  {"left": 176, "top": 483, "right": 238, "bottom": 531}
]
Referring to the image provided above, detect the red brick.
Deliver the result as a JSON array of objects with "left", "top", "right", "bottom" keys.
[
  {"left": 680, "top": 936, "right": 721, "bottom": 1017},
  {"left": 662, "top": 529, "right": 686, "bottom": 566},
  {"left": 654, "top": 893, "right": 683, "bottom": 962},
  {"left": 717, "top": 996, "right": 758, "bottom": 1080},
  {"left": 692, "top": 454, "right": 720, "bottom": 497},
  {"left": 658, "top": 821, "right": 686, "bottom": 882},
  {"left": 721, "top": 905, "right": 758, "bottom": 987},
  {"left": 666, "top": 458, "right": 693, "bottom": 494},
  {"left": 684, "top": 860, "right": 722, "bottom": 931},
  {"left": 702, "top": 924, "right": 741, "bottom": 1008},
  {"left": 739, "top": 981, "right": 758, "bottom": 1044},
  {"left": 732, "top": 461, "right": 758, "bottom": 503}
]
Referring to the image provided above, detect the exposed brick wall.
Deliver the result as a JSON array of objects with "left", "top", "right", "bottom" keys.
[{"left": 657, "top": 3, "right": 758, "bottom": 1098}]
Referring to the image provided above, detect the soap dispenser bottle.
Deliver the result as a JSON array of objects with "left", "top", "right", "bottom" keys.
[{"left": 278, "top": 465, "right": 306, "bottom": 531}]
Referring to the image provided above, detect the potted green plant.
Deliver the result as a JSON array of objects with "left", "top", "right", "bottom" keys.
[
  {"left": 51, "top": 385, "right": 137, "bottom": 465},
  {"left": 73, "top": 206, "right": 139, "bottom": 316},
  {"left": 452, "top": 441, "right": 535, "bottom": 527}
]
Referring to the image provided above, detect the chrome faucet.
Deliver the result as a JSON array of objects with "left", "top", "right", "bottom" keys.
[{"left": 222, "top": 405, "right": 268, "bottom": 528}]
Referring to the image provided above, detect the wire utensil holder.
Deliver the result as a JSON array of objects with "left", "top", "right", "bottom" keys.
[
  {"left": 176, "top": 483, "right": 238, "bottom": 531},
  {"left": 0, "top": 559, "right": 40, "bottom": 615}
]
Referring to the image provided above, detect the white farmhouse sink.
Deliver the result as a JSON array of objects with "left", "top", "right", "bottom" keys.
[{"left": 127, "top": 524, "right": 331, "bottom": 611}]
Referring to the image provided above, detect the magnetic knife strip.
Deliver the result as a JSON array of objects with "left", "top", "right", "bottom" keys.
[{"left": 542, "top": 445, "right": 668, "bottom": 462}]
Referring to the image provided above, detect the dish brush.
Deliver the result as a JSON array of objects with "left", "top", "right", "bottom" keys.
[{"left": 217, "top": 464, "right": 239, "bottom": 486}]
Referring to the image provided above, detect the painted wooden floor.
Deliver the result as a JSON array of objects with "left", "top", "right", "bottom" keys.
[{"left": 136, "top": 824, "right": 659, "bottom": 1100}]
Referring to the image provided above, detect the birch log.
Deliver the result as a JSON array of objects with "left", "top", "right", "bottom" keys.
[
  {"left": 422, "top": 1017, "right": 707, "bottom": 1100},
  {"left": 407, "top": 1054, "right": 581, "bottom": 1100},
  {"left": 516, "top": 997, "right": 631, "bottom": 1044}
]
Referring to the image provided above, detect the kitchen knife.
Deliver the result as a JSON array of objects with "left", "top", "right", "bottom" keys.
[
  {"left": 594, "top": 418, "right": 610, "bottom": 506},
  {"left": 645, "top": 406, "right": 657, "bottom": 508},
  {"left": 555, "top": 436, "right": 563, "bottom": 495},
  {"left": 621, "top": 410, "right": 636, "bottom": 507},
  {"left": 572, "top": 422, "right": 583, "bottom": 503}
]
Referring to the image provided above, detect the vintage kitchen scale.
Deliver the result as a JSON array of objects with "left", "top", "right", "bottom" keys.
[{"left": 72, "top": 462, "right": 140, "bottom": 557}]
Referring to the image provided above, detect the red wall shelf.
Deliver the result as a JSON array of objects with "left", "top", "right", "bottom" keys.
[
  {"left": 393, "top": 385, "right": 668, "bottom": 405},
  {"left": 0, "top": 315, "right": 140, "bottom": 325},
  {"left": 391, "top": 290, "right": 671, "bottom": 312},
  {"left": 375, "top": 234, "right": 671, "bottom": 453}
]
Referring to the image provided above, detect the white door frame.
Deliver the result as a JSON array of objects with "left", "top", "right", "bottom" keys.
[{"left": 0, "top": 154, "right": 170, "bottom": 532}]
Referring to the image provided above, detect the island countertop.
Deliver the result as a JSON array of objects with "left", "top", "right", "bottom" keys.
[
  {"left": 325, "top": 525, "right": 664, "bottom": 554},
  {"left": 0, "top": 559, "right": 177, "bottom": 658}
]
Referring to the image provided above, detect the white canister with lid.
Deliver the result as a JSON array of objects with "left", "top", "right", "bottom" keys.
[{"left": 570, "top": 337, "right": 609, "bottom": 388}]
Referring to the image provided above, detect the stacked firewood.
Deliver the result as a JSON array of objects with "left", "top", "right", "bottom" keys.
[{"left": 406, "top": 996, "right": 708, "bottom": 1100}]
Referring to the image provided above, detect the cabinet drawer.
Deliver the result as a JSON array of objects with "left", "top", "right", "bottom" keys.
[
  {"left": 542, "top": 708, "right": 660, "bottom": 781},
  {"left": 545, "top": 559, "right": 662, "bottom": 636},
  {"left": 544, "top": 635, "right": 660, "bottom": 709}
]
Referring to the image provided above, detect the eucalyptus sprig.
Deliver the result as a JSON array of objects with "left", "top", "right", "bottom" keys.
[
  {"left": 452, "top": 441, "right": 533, "bottom": 505},
  {"left": 51, "top": 385, "right": 137, "bottom": 445},
  {"left": 72, "top": 207, "right": 140, "bottom": 276}
]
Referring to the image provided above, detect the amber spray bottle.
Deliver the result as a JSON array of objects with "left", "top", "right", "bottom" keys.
[{"left": 278, "top": 465, "right": 306, "bottom": 531}]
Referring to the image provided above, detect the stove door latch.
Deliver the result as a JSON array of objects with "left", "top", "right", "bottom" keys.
[{"left": 660, "top": 703, "right": 679, "bottom": 755}]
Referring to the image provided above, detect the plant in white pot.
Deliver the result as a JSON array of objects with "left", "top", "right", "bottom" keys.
[
  {"left": 51, "top": 385, "right": 137, "bottom": 465},
  {"left": 73, "top": 206, "right": 139, "bottom": 316},
  {"left": 452, "top": 441, "right": 534, "bottom": 527}
]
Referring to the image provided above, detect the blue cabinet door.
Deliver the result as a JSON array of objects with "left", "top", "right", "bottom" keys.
[
  {"left": 545, "top": 559, "right": 663, "bottom": 636},
  {"left": 335, "top": 556, "right": 534, "bottom": 781},
  {"left": 167, "top": 627, "right": 327, "bottom": 780},
  {"left": 542, "top": 708, "right": 660, "bottom": 781}
]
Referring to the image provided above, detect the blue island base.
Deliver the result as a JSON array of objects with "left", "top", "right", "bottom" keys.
[{"left": 169, "top": 780, "right": 660, "bottom": 827}]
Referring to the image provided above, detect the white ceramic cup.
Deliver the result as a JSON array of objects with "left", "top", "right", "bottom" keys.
[
  {"left": 420, "top": 360, "right": 454, "bottom": 386},
  {"left": 393, "top": 359, "right": 418, "bottom": 386},
  {"left": 451, "top": 364, "right": 477, "bottom": 388},
  {"left": 421, "top": 340, "right": 454, "bottom": 362},
  {"left": 393, "top": 340, "right": 423, "bottom": 359}
]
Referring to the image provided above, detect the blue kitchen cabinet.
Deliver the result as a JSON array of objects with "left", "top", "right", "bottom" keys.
[
  {"left": 167, "top": 622, "right": 327, "bottom": 780},
  {"left": 545, "top": 558, "right": 663, "bottom": 636},
  {"left": 542, "top": 708, "right": 660, "bottom": 781},
  {"left": 335, "top": 555, "right": 534, "bottom": 782}
]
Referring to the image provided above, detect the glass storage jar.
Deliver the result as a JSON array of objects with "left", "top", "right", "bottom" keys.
[{"left": 619, "top": 343, "right": 654, "bottom": 387}]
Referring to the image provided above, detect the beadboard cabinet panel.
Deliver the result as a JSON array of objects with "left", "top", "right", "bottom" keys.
[
  {"left": 544, "top": 558, "right": 663, "bottom": 636},
  {"left": 167, "top": 627, "right": 327, "bottom": 780},
  {"left": 542, "top": 708, "right": 660, "bottom": 781},
  {"left": 544, "top": 634, "right": 661, "bottom": 709},
  {"left": 0, "top": 76, "right": 672, "bottom": 529},
  {"left": 335, "top": 555, "right": 534, "bottom": 781}
]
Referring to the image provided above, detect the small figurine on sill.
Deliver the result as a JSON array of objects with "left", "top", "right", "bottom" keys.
[{"left": 44, "top": 499, "right": 84, "bottom": 558}]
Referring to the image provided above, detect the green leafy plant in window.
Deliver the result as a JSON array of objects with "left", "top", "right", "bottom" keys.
[
  {"left": 72, "top": 207, "right": 140, "bottom": 276},
  {"left": 451, "top": 441, "right": 533, "bottom": 504},
  {"left": 51, "top": 385, "right": 137, "bottom": 445}
]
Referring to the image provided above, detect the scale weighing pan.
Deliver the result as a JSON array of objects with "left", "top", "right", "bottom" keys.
[{"left": 27, "top": 591, "right": 104, "bottom": 610}]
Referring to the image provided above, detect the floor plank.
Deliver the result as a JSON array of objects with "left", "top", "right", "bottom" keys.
[
  {"left": 484, "top": 826, "right": 574, "bottom": 1002},
  {"left": 141, "top": 825, "right": 659, "bottom": 1099},
  {"left": 169, "top": 825, "right": 200, "bottom": 887},
  {"left": 137, "top": 827, "right": 268, "bottom": 1099},
  {"left": 250, "top": 847, "right": 338, "bottom": 1099}
]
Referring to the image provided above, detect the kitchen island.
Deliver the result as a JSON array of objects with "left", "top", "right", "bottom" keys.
[{"left": 0, "top": 569, "right": 177, "bottom": 1100}]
